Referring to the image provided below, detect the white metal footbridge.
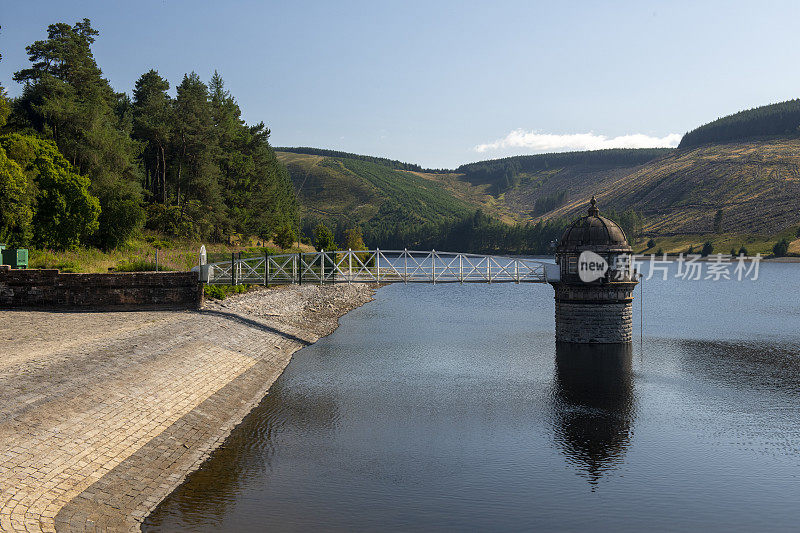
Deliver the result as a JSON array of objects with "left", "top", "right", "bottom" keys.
[{"left": 197, "top": 249, "right": 560, "bottom": 285}]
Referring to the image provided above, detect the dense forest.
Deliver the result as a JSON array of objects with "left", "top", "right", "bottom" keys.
[
  {"left": 300, "top": 208, "right": 570, "bottom": 255},
  {"left": 276, "top": 146, "right": 448, "bottom": 173},
  {"left": 679, "top": 99, "right": 800, "bottom": 149},
  {"left": 0, "top": 19, "right": 297, "bottom": 250},
  {"left": 456, "top": 148, "right": 672, "bottom": 195}
]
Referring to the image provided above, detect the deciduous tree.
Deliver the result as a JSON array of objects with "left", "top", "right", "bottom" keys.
[{"left": 1, "top": 133, "right": 99, "bottom": 249}]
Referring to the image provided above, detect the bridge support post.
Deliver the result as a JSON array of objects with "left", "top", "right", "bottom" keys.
[{"left": 431, "top": 250, "right": 435, "bottom": 285}]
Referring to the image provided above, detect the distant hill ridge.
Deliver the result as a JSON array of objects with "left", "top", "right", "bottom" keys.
[
  {"left": 456, "top": 147, "right": 673, "bottom": 173},
  {"left": 679, "top": 98, "right": 800, "bottom": 148},
  {"left": 274, "top": 146, "right": 449, "bottom": 173},
  {"left": 455, "top": 148, "right": 673, "bottom": 194}
]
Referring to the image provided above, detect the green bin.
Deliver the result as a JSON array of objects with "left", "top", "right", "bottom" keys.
[{"left": 1, "top": 248, "right": 28, "bottom": 269}]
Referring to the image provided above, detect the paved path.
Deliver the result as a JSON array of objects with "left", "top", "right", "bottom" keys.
[{"left": 0, "top": 285, "right": 373, "bottom": 532}]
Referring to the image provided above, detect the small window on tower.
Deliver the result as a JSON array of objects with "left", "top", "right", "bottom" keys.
[{"left": 568, "top": 256, "right": 577, "bottom": 274}]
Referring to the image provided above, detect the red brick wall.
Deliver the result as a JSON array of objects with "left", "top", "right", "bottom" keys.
[{"left": 0, "top": 266, "right": 203, "bottom": 309}]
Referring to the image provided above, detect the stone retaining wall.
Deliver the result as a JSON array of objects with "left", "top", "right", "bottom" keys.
[{"left": 0, "top": 266, "right": 202, "bottom": 309}]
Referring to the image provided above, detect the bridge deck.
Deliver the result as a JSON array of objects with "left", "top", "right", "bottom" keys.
[{"left": 199, "top": 250, "right": 558, "bottom": 285}]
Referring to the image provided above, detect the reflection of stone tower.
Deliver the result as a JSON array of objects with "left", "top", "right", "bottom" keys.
[
  {"left": 550, "top": 197, "right": 638, "bottom": 343},
  {"left": 552, "top": 342, "right": 635, "bottom": 486}
]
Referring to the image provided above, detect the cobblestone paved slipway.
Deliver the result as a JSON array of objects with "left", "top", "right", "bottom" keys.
[{"left": 0, "top": 284, "right": 375, "bottom": 532}]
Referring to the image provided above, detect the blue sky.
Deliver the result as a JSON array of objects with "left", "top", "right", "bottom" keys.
[{"left": 2, "top": 0, "right": 800, "bottom": 168}]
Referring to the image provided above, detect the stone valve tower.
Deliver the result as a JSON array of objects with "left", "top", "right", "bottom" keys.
[{"left": 549, "top": 197, "right": 639, "bottom": 343}]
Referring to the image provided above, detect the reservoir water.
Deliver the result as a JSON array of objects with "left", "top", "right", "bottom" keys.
[{"left": 145, "top": 261, "right": 800, "bottom": 532}]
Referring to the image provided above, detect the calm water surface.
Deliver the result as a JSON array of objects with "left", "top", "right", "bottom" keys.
[{"left": 145, "top": 262, "right": 800, "bottom": 532}]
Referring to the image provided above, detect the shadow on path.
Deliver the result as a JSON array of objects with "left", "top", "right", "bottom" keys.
[{"left": 198, "top": 309, "right": 312, "bottom": 346}]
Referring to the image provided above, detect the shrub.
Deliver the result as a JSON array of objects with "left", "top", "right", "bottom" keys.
[
  {"left": 146, "top": 203, "right": 191, "bottom": 236},
  {"left": 204, "top": 284, "right": 250, "bottom": 300},
  {"left": 274, "top": 225, "right": 296, "bottom": 250},
  {"left": 143, "top": 235, "right": 172, "bottom": 249},
  {"left": 647, "top": 238, "right": 656, "bottom": 249},
  {"left": 55, "top": 260, "right": 79, "bottom": 273},
  {"left": 93, "top": 180, "right": 145, "bottom": 249},
  {"left": 701, "top": 241, "right": 714, "bottom": 257},
  {"left": 346, "top": 227, "right": 367, "bottom": 250},
  {"left": 773, "top": 238, "right": 790, "bottom": 257}
]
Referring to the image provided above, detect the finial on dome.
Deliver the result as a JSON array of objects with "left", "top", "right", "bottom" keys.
[{"left": 588, "top": 195, "right": 599, "bottom": 216}]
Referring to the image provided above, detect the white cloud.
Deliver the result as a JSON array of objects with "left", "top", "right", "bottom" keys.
[{"left": 474, "top": 129, "right": 682, "bottom": 153}]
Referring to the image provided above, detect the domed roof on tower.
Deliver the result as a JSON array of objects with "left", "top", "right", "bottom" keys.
[{"left": 557, "top": 196, "right": 632, "bottom": 253}]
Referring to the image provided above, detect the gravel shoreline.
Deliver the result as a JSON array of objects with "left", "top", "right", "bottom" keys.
[{"left": 0, "top": 283, "right": 375, "bottom": 532}]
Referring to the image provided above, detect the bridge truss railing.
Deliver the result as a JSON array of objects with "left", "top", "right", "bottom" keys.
[{"left": 201, "top": 250, "right": 555, "bottom": 285}]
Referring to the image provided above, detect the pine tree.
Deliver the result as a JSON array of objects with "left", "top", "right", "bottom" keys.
[
  {"left": 314, "top": 223, "right": 336, "bottom": 251},
  {"left": 173, "top": 72, "right": 225, "bottom": 236},
  {"left": 13, "top": 19, "right": 144, "bottom": 248},
  {"left": 132, "top": 69, "right": 172, "bottom": 203}
]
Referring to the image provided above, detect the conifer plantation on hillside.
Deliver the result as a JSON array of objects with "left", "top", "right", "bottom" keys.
[{"left": 679, "top": 99, "right": 800, "bottom": 148}]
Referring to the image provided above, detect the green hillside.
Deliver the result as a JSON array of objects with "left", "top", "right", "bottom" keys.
[{"left": 277, "top": 151, "right": 475, "bottom": 246}]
